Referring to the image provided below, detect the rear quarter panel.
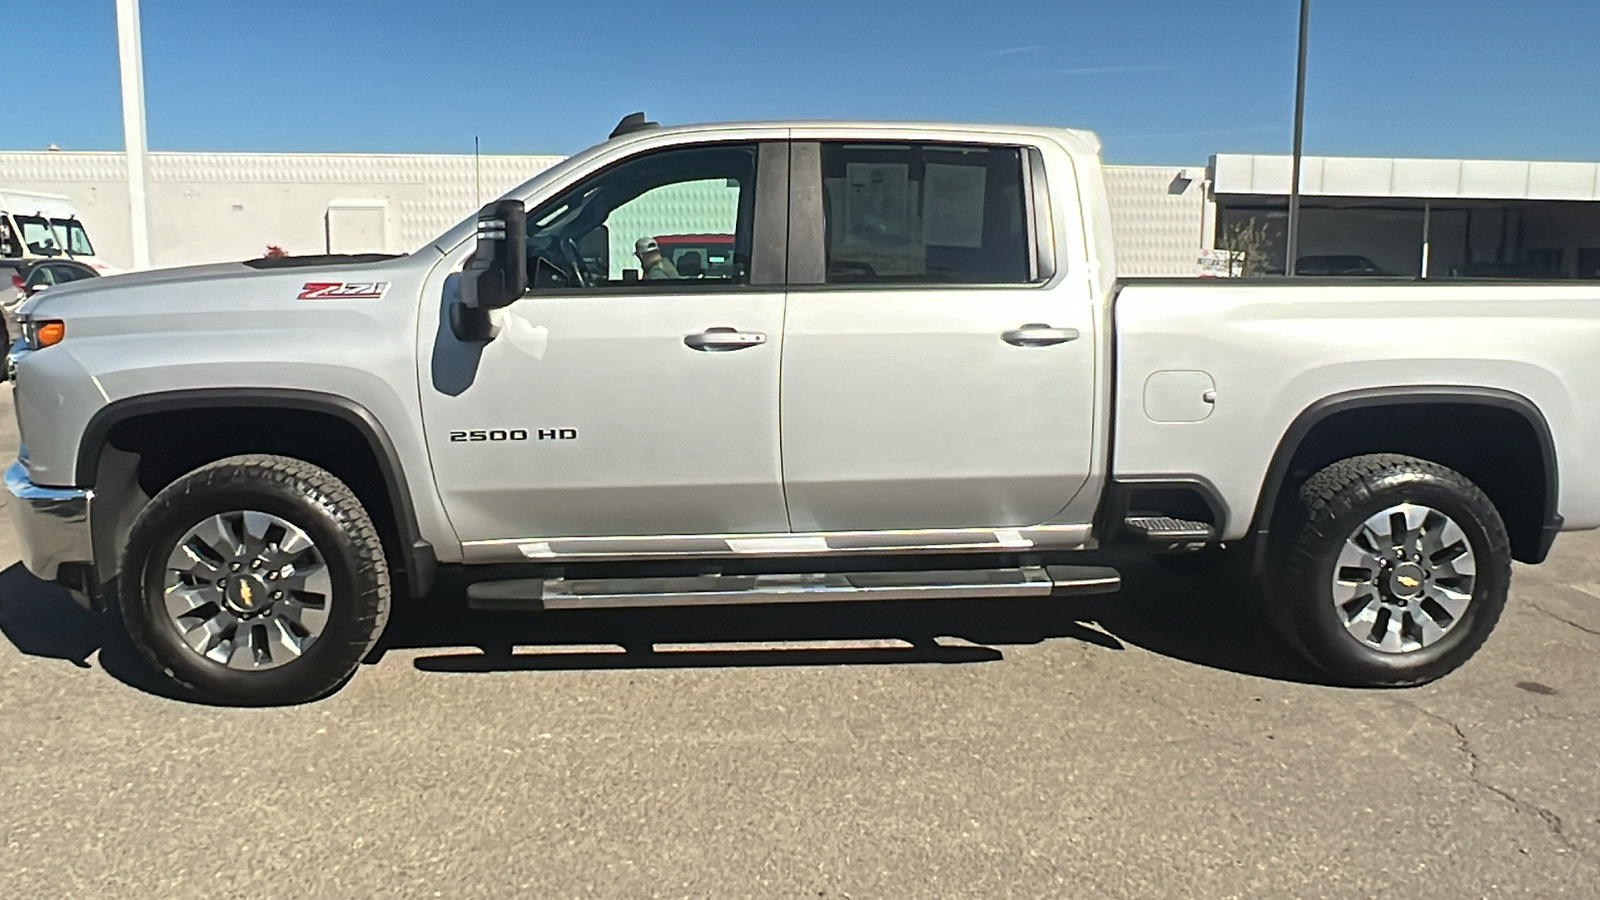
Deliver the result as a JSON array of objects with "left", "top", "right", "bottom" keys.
[{"left": 1112, "top": 280, "right": 1600, "bottom": 538}]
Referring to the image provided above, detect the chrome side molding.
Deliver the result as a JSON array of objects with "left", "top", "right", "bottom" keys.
[{"left": 460, "top": 524, "right": 1093, "bottom": 565}]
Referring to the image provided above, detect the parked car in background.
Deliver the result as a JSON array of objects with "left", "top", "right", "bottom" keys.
[
  {"left": 0, "top": 258, "right": 99, "bottom": 348},
  {"left": 654, "top": 233, "right": 737, "bottom": 278},
  {"left": 1296, "top": 255, "right": 1387, "bottom": 276}
]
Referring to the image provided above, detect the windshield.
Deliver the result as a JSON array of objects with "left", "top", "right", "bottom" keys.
[
  {"left": 15, "top": 216, "right": 63, "bottom": 257},
  {"left": 51, "top": 219, "right": 94, "bottom": 256}
]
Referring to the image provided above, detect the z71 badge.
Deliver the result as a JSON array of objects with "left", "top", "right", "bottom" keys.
[{"left": 298, "top": 281, "right": 390, "bottom": 300}]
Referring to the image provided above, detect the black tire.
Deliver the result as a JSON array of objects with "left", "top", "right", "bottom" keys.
[
  {"left": 119, "top": 454, "right": 391, "bottom": 706},
  {"left": 1267, "top": 453, "right": 1511, "bottom": 687}
]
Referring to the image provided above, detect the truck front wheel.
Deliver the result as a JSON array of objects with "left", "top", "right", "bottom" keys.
[
  {"left": 118, "top": 454, "right": 391, "bottom": 706},
  {"left": 1269, "top": 453, "right": 1511, "bottom": 687}
]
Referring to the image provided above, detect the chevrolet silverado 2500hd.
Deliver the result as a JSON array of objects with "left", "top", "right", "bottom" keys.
[{"left": 7, "top": 115, "right": 1595, "bottom": 705}]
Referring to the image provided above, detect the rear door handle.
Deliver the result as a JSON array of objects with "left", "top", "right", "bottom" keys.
[
  {"left": 1002, "top": 324, "right": 1080, "bottom": 347},
  {"left": 685, "top": 326, "right": 767, "bottom": 352}
]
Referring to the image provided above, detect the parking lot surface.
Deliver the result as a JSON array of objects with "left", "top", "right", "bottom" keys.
[{"left": 2, "top": 385, "right": 1598, "bottom": 899}]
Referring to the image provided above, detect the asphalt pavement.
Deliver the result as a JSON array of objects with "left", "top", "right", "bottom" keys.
[{"left": 2, "top": 385, "right": 1598, "bottom": 898}]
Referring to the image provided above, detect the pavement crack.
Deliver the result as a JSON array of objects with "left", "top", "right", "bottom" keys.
[
  {"left": 1528, "top": 599, "right": 1600, "bottom": 639},
  {"left": 1398, "top": 700, "right": 1596, "bottom": 866}
]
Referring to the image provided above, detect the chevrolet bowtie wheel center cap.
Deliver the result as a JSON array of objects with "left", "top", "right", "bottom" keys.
[
  {"left": 1387, "top": 563, "right": 1426, "bottom": 601},
  {"left": 225, "top": 575, "right": 272, "bottom": 615}
]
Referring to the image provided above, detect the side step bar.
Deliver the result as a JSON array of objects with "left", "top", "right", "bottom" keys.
[
  {"left": 1122, "top": 516, "right": 1217, "bottom": 544},
  {"left": 467, "top": 565, "right": 1120, "bottom": 611}
]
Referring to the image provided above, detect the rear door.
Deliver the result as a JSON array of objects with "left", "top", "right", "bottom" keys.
[{"left": 778, "top": 138, "right": 1096, "bottom": 532}]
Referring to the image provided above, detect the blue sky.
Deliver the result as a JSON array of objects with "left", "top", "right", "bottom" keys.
[{"left": 5, "top": 0, "right": 1597, "bottom": 164}]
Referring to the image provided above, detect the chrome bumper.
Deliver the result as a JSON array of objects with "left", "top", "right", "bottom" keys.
[{"left": 5, "top": 460, "right": 92, "bottom": 582}]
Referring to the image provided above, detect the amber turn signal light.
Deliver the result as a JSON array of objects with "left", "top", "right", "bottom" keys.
[{"left": 35, "top": 320, "right": 65, "bottom": 348}]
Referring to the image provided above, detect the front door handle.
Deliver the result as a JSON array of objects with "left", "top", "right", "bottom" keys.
[
  {"left": 685, "top": 326, "right": 767, "bottom": 352},
  {"left": 1002, "top": 323, "right": 1081, "bottom": 347}
]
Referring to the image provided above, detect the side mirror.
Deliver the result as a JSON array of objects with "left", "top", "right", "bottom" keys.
[
  {"left": 26, "top": 283, "right": 48, "bottom": 296},
  {"left": 453, "top": 199, "right": 527, "bottom": 341},
  {"left": 578, "top": 225, "right": 610, "bottom": 282}
]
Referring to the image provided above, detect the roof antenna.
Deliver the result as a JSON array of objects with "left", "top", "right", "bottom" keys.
[
  {"left": 610, "top": 112, "right": 660, "bottom": 139},
  {"left": 474, "top": 135, "right": 481, "bottom": 206}
]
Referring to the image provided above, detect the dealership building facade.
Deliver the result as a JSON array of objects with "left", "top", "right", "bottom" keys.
[{"left": 3, "top": 147, "right": 1598, "bottom": 279}]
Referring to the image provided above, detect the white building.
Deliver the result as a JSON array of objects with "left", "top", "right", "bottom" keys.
[{"left": 0, "top": 150, "right": 563, "bottom": 269}]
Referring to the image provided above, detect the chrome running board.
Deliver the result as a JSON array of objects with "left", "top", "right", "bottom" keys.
[{"left": 466, "top": 564, "right": 1120, "bottom": 611}]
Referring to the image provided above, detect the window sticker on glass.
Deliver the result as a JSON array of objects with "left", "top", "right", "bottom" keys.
[
  {"left": 844, "top": 163, "right": 912, "bottom": 247},
  {"left": 923, "top": 163, "right": 987, "bottom": 249}
]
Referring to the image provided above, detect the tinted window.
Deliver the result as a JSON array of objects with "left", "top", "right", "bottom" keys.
[
  {"left": 52, "top": 264, "right": 94, "bottom": 283},
  {"left": 820, "top": 143, "right": 1029, "bottom": 284},
  {"left": 525, "top": 143, "right": 757, "bottom": 291}
]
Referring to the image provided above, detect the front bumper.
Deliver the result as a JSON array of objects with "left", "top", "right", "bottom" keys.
[{"left": 5, "top": 460, "right": 92, "bottom": 583}]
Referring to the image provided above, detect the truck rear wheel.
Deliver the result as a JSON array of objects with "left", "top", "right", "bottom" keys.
[
  {"left": 118, "top": 454, "right": 391, "bottom": 706},
  {"left": 1268, "top": 453, "right": 1510, "bottom": 687}
]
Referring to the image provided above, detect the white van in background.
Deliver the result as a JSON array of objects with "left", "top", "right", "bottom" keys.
[{"left": 0, "top": 189, "right": 121, "bottom": 274}]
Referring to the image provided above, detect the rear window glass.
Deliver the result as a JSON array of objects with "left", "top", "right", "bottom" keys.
[{"left": 819, "top": 143, "right": 1030, "bottom": 285}]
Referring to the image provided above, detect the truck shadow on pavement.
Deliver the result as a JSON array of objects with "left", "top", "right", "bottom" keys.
[
  {"left": 0, "top": 563, "right": 198, "bottom": 700},
  {"left": 0, "top": 552, "right": 1334, "bottom": 703},
  {"left": 386, "top": 551, "right": 1334, "bottom": 686}
]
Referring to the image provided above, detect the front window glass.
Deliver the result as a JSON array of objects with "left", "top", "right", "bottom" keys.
[
  {"left": 52, "top": 219, "right": 94, "bottom": 256},
  {"left": 819, "top": 142, "right": 1029, "bottom": 284},
  {"left": 524, "top": 143, "right": 756, "bottom": 290},
  {"left": 16, "top": 216, "right": 62, "bottom": 257}
]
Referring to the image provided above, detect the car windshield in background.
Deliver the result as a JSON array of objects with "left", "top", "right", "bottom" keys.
[
  {"left": 51, "top": 219, "right": 94, "bottom": 256},
  {"left": 15, "top": 217, "right": 63, "bottom": 256},
  {"left": 1296, "top": 255, "right": 1384, "bottom": 276}
]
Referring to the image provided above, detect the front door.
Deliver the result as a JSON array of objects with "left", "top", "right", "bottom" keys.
[
  {"left": 420, "top": 140, "right": 792, "bottom": 543},
  {"left": 779, "top": 139, "right": 1096, "bottom": 532}
]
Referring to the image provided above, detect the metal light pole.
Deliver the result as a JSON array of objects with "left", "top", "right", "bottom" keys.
[
  {"left": 1285, "top": 0, "right": 1309, "bottom": 277},
  {"left": 115, "top": 0, "right": 152, "bottom": 269}
]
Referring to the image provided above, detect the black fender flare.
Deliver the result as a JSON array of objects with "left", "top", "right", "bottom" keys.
[
  {"left": 1247, "top": 385, "right": 1560, "bottom": 575},
  {"left": 78, "top": 388, "right": 437, "bottom": 597}
]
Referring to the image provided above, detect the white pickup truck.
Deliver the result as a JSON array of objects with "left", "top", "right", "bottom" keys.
[{"left": 8, "top": 115, "right": 1597, "bottom": 705}]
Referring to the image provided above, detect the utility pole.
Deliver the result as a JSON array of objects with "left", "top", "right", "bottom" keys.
[
  {"left": 115, "top": 0, "right": 152, "bottom": 269},
  {"left": 1285, "top": 0, "right": 1310, "bottom": 277}
]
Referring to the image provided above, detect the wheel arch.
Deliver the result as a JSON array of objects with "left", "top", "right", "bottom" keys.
[
  {"left": 1248, "top": 386, "right": 1560, "bottom": 575},
  {"left": 78, "top": 388, "right": 436, "bottom": 598}
]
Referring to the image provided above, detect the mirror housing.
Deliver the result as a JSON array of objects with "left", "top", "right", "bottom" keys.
[
  {"left": 453, "top": 199, "right": 527, "bottom": 341},
  {"left": 577, "top": 225, "right": 609, "bottom": 282}
]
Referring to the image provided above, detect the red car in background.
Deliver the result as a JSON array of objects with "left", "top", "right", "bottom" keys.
[{"left": 653, "top": 234, "right": 736, "bottom": 279}]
